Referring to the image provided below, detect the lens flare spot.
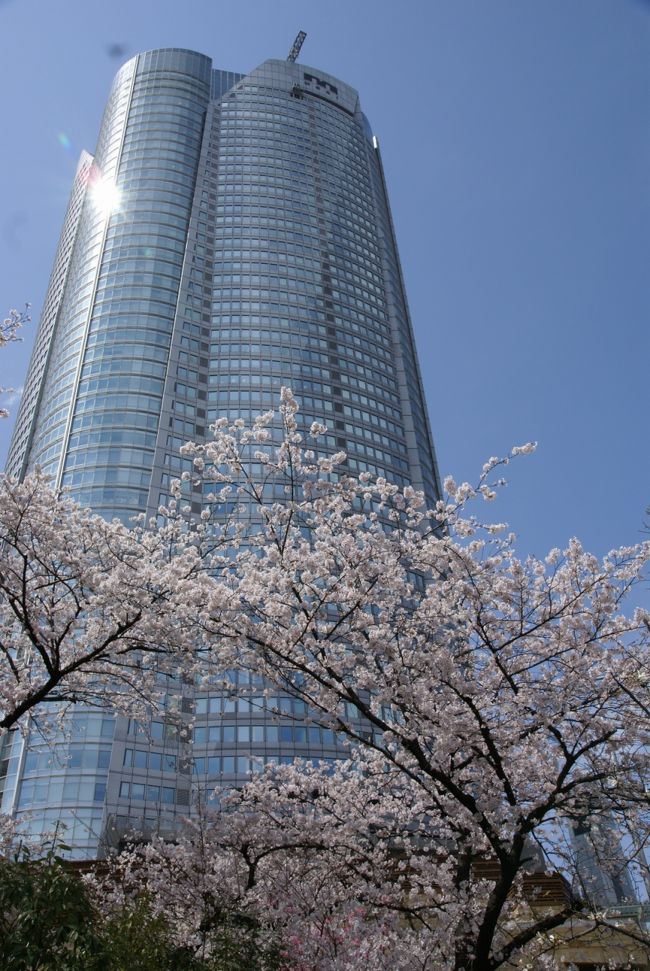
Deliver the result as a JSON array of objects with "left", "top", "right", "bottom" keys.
[{"left": 57, "top": 132, "right": 71, "bottom": 150}]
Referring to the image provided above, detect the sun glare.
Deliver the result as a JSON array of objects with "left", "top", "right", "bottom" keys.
[{"left": 90, "top": 175, "right": 121, "bottom": 217}]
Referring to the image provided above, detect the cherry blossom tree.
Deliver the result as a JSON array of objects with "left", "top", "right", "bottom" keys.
[
  {"left": 137, "top": 388, "right": 649, "bottom": 971},
  {"left": 2, "top": 388, "right": 649, "bottom": 968},
  {"left": 0, "top": 306, "right": 29, "bottom": 351},
  {"left": 0, "top": 470, "right": 216, "bottom": 736},
  {"left": 1, "top": 305, "right": 30, "bottom": 418}
]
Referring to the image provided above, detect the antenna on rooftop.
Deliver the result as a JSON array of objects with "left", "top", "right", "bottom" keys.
[{"left": 287, "top": 30, "right": 307, "bottom": 63}]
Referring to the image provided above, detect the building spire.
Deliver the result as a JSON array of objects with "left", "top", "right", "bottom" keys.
[{"left": 287, "top": 30, "right": 307, "bottom": 63}]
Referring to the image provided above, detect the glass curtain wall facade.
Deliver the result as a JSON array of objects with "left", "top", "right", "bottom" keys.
[{"left": 2, "top": 49, "right": 441, "bottom": 856}]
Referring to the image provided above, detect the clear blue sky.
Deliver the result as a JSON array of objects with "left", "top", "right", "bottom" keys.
[{"left": 0, "top": 0, "right": 648, "bottom": 559}]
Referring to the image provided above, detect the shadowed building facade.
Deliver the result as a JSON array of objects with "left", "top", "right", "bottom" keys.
[{"left": 2, "top": 48, "right": 440, "bottom": 856}]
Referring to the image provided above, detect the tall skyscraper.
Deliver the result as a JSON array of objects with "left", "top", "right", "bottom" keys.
[{"left": 1, "top": 47, "right": 441, "bottom": 857}]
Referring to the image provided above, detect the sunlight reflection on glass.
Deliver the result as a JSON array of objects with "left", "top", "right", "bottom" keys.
[{"left": 88, "top": 168, "right": 121, "bottom": 217}]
